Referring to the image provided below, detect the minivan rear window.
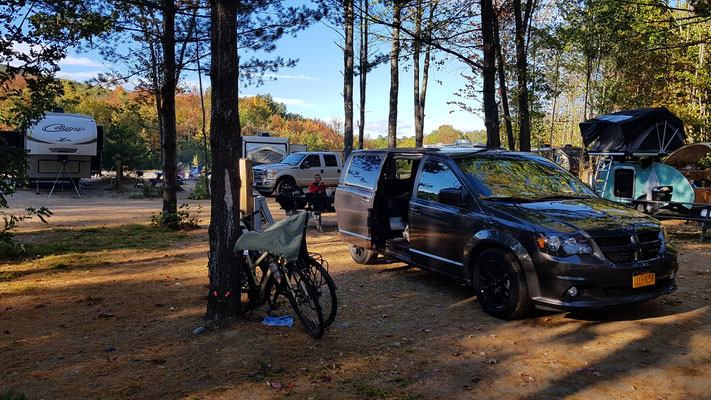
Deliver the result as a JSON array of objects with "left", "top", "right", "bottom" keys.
[{"left": 344, "top": 155, "right": 383, "bottom": 189}]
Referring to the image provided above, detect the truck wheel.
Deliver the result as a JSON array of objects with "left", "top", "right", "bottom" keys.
[
  {"left": 257, "top": 189, "right": 273, "bottom": 197},
  {"left": 349, "top": 244, "right": 377, "bottom": 264},
  {"left": 275, "top": 178, "right": 294, "bottom": 194},
  {"left": 473, "top": 248, "right": 531, "bottom": 319}
]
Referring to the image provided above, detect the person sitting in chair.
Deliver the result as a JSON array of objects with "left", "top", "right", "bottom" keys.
[{"left": 309, "top": 174, "right": 326, "bottom": 193}]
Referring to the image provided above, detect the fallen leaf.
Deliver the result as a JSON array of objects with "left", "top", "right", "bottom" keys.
[
  {"left": 463, "top": 385, "right": 473, "bottom": 390},
  {"left": 269, "top": 382, "right": 282, "bottom": 389}
]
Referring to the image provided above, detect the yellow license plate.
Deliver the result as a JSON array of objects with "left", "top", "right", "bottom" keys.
[{"left": 633, "top": 272, "right": 656, "bottom": 288}]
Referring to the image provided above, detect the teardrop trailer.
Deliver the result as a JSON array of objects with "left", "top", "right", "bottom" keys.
[{"left": 582, "top": 108, "right": 711, "bottom": 240}]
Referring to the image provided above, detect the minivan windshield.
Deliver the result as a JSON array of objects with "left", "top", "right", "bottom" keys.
[
  {"left": 455, "top": 155, "right": 596, "bottom": 201},
  {"left": 281, "top": 153, "right": 307, "bottom": 165}
]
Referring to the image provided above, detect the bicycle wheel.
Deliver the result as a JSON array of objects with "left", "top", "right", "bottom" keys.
[
  {"left": 238, "top": 251, "right": 271, "bottom": 310},
  {"left": 301, "top": 257, "right": 337, "bottom": 328},
  {"left": 280, "top": 260, "right": 325, "bottom": 339}
]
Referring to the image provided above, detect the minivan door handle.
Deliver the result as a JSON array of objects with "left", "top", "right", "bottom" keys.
[
  {"left": 411, "top": 206, "right": 422, "bottom": 215},
  {"left": 360, "top": 196, "right": 369, "bottom": 203}
]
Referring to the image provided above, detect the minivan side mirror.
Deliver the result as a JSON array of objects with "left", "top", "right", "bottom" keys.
[{"left": 439, "top": 188, "right": 465, "bottom": 206}]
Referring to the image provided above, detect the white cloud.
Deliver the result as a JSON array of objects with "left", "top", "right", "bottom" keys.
[
  {"left": 272, "top": 97, "right": 317, "bottom": 108},
  {"left": 55, "top": 71, "right": 103, "bottom": 81},
  {"left": 362, "top": 119, "right": 413, "bottom": 138},
  {"left": 241, "top": 94, "right": 316, "bottom": 109},
  {"left": 59, "top": 56, "right": 104, "bottom": 68},
  {"left": 263, "top": 73, "right": 321, "bottom": 81}
]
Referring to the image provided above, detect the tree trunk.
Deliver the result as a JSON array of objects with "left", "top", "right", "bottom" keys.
[
  {"left": 388, "top": 2, "right": 401, "bottom": 149},
  {"left": 161, "top": 0, "right": 178, "bottom": 217},
  {"left": 343, "top": 0, "right": 354, "bottom": 159},
  {"left": 514, "top": 0, "right": 533, "bottom": 152},
  {"left": 206, "top": 0, "right": 242, "bottom": 321},
  {"left": 196, "top": 40, "right": 210, "bottom": 197},
  {"left": 481, "top": 0, "right": 500, "bottom": 147},
  {"left": 358, "top": 0, "right": 368, "bottom": 150},
  {"left": 413, "top": 0, "right": 422, "bottom": 147},
  {"left": 493, "top": 11, "right": 514, "bottom": 150},
  {"left": 143, "top": 9, "right": 164, "bottom": 176}
]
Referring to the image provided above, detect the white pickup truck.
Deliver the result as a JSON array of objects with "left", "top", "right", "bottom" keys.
[{"left": 252, "top": 151, "right": 343, "bottom": 195}]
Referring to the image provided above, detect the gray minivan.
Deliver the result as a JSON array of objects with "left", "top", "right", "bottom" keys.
[{"left": 334, "top": 148, "right": 677, "bottom": 319}]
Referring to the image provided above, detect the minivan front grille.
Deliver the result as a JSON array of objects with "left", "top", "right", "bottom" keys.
[{"left": 592, "top": 230, "right": 662, "bottom": 265}]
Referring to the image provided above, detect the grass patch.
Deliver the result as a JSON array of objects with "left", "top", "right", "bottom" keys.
[
  {"left": 352, "top": 382, "right": 388, "bottom": 398},
  {"left": 0, "top": 392, "right": 27, "bottom": 400},
  {"left": 669, "top": 231, "right": 710, "bottom": 243},
  {"left": 11, "top": 283, "right": 38, "bottom": 294},
  {"left": 1, "top": 224, "right": 188, "bottom": 261},
  {"left": 0, "top": 270, "right": 23, "bottom": 282}
]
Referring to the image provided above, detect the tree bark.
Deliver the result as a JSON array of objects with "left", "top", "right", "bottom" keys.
[
  {"left": 388, "top": 2, "right": 401, "bottom": 149},
  {"left": 493, "top": 12, "right": 514, "bottom": 150},
  {"left": 358, "top": 0, "right": 368, "bottom": 150},
  {"left": 481, "top": 0, "right": 500, "bottom": 147},
  {"left": 196, "top": 39, "right": 210, "bottom": 197},
  {"left": 514, "top": 0, "right": 534, "bottom": 152},
  {"left": 161, "top": 0, "right": 178, "bottom": 216},
  {"left": 344, "top": 0, "right": 355, "bottom": 159},
  {"left": 206, "top": 0, "right": 242, "bottom": 321},
  {"left": 413, "top": 0, "right": 422, "bottom": 147}
]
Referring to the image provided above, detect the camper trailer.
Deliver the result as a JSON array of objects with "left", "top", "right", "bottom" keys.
[
  {"left": 24, "top": 112, "right": 103, "bottom": 180},
  {"left": 583, "top": 108, "right": 693, "bottom": 206},
  {"left": 242, "top": 133, "right": 306, "bottom": 165}
]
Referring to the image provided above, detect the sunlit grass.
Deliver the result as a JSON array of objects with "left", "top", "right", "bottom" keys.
[{"left": 0, "top": 224, "right": 189, "bottom": 282}]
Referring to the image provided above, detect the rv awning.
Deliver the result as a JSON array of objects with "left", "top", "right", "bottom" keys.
[
  {"left": 663, "top": 143, "right": 711, "bottom": 166},
  {"left": 580, "top": 108, "right": 686, "bottom": 155}
]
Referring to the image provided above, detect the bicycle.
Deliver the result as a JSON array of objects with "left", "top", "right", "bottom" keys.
[{"left": 235, "top": 210, "right": 337, "bottom": 338}]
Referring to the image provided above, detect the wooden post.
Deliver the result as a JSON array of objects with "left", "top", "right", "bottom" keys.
[
  {"left": 239, "top": 158, "right": 253, "bottom": 215},
  {"left": 114, "top": 154, "right": 122, "bottom": 191}
]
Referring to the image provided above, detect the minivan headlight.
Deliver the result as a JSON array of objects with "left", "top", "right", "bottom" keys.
[{"left": 536, "top": 233, "right": 592, "bottom": 256}]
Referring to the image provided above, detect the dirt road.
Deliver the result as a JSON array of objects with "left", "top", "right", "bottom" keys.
[{"left": 1, "top": 184, "right": 710, "bottom": 399}]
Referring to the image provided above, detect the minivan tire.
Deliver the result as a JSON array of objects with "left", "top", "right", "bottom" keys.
[
  {"left": 473, "top": 248, "right": 531, "bottom": 319},
  {"left": 349, "top": 244, "right": 377, "bottom": 264}
]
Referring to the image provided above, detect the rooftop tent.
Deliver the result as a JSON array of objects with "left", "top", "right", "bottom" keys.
[{"left": 580, "top": 108, "right": 686, "bottom": 155}]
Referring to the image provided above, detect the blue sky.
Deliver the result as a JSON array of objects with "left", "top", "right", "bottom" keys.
[{"left": 58, "top": 17, "right": 485, "bottom": 139}]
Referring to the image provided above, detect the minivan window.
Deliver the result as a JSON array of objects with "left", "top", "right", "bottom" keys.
[
  {"left": 344, "top": 155, "right": 383, "bottom": 189},
  {"left": 416, "top": 160, "right": 462, "bottom": 202},
  {"left": 324, "top": 154, "right": 339, "bottom": 167},
  {"left": 456, "top": 156, "right": 595, "bottom": 200}
]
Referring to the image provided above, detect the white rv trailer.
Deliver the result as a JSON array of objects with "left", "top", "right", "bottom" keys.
[
  {"left": 24, "top": 112, "right": 102, "bottom": 180},
  {"left": 242, "top": 134, "right": 307, "bottom": 165}
]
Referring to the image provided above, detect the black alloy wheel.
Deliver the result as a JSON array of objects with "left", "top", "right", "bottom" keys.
[{"left": 474, "top": 248, "right": 531, "bottom": 319}]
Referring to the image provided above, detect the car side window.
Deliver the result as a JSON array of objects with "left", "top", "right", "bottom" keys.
[
  {"left": 303, "top": 154, "right": 321, "bottom": 168},
  {"left": 344, "top": 155, "right": 383, "bottom": 189},
  {"left": 324, "top": 154, "right": 339, "bottom": 167},
  {"left": 417, "top": 160, "right": 462, "bottom": 203}
]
